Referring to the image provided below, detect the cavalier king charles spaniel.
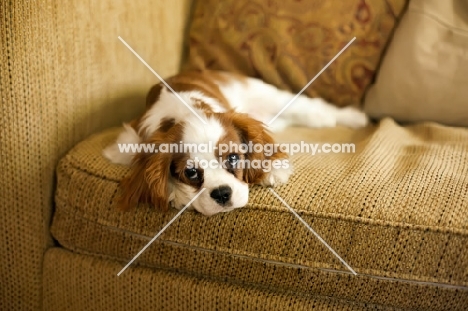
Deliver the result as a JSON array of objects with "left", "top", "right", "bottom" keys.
[{"left": 104, "top": 70, "right": 367, "bottom": 216}]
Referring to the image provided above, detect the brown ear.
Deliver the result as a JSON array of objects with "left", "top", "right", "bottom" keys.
[
  {"left": 228, "top": 112, "right": 287, "bottom": 184},
  {"left": 146, "top": 83, "right": 163, "bottom": 108},
  {"left": 118, "top": 121, "right": 183, "bottom": 211},
  {"left": 117, "top": 151, "right": 172, "bottom": 211}
]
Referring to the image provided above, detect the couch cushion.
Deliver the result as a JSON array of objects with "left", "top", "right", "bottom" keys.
[
  {"left": 184, "top": 0, "right": 408, "bottom": 106},
  {"left": 51, "top": 119, "right": 468, "bottom": 309},
  {"left": 44, "top": 248, "right": 390, "bottom": 311},
  {"left": 364, "top": 0, "right": 468, "bottom": 126}
]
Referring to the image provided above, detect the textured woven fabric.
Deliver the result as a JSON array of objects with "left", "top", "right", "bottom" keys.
[
  {"left": 44, "top": 248, "right": 392, "bottom": 311},
  {"left": 184, "top": 0, "right": 408, "bottom": 106},
  {"left": 51, "top": 119, "right": 468, "bottom": 310},
  {"left": 0, "top": 0, "right": 190, "bottom": 309}
]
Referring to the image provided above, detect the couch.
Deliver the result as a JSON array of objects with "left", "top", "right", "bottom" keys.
[{"left": 1, "top": 1, "right": 467, "bottom": 310}]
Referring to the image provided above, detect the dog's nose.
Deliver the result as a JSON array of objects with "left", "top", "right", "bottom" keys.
[{"left": 210, "top": 185, "right": 232, "bottom": 206}]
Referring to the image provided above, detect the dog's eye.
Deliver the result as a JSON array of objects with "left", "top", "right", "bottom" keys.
[
  {"left": 184, "top": 168, "right": 198, "bottom": 180},
  {"left": 228, "top": 153, "right": 239, "bottom": 166}
]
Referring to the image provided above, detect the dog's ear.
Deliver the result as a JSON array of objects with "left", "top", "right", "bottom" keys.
[
  {"left": 117, "top": 120, "right": 183, "bottom": 211},
  {"left": 146, "top": 83, "right": 163, "bottom": 108},
  {"left": 117, "top": 148, "right": 173, "bottom": 212},
  {"left": 228, "top": 112, "right": 287, "bottom": 184}
]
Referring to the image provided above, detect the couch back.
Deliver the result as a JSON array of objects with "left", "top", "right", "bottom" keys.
[{"left": 0, "top": 1, "right": 191, "bottom": 309}]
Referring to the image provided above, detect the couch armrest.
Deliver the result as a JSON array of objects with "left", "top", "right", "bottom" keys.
[{"left": 0, "top": 1, "right": 191, "bottom": 309}]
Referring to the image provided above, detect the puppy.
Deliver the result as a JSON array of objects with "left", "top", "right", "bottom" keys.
[{"left": 104, "top": 70, "right": 368, "bottom": 216}]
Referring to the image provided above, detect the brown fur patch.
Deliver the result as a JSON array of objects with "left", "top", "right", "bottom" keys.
[
  {"left": 143, "top": 70, "right": 239, "bottom": 113},
  {"left": 214, "top": 111, "right": 288, "bottom": 184},
  {"left": 193, "top": 101, "right": 214, "bottom": 114},
  {"left": 158, "top": 118, "right": 175, "bottom": 132},
  {"left": 146, "top": 83, "right": 163, "bottom": 108},
  {"left": 170, "top": 153, "right": 204, "bottom": 191},
  {"left": 118, "top": 122, "right": 185, "bottom": 211}
]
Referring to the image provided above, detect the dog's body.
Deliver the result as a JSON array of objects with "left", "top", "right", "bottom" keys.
[{"left": 104, "top": 70, "right": 368, "bottom": 216}]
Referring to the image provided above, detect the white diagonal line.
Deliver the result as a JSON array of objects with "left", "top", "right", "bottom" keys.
[
  {"left": 268, "top": 37, "right": 356, "bottom": 125},
  {"left": 117, "top": 36, "right": 207, "bottom": 125},
  {"left": 269, "top": 188, "right": 357, "bottom": 275},
  {"left": 117, "top": 188, "right": 206, "bottom": 276}
]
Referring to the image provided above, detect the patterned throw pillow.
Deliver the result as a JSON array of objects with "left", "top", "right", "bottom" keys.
[{"left": 184, "top": 0, "right": 407, "bottom": 107}]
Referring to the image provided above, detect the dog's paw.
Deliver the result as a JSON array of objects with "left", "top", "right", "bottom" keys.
[
  {"left": 260, "top": 164, "right": 293, "bottom": 187},
  {"left": 266, "top": 118, "right": 289, "bottom": 133},
  {"left": 295, "top": 99, "right": 338, "bottom": 128},
  {"left": 336, "top": 107, "right": 369, "bottom": 128},
  {"left": 308, "top": 111, "right": 337, "bottom": 128}
]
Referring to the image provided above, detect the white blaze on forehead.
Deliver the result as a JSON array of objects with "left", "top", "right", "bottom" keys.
[
  {"left": 183, "top": 115, "right": 235, "bottom": 190},
  {"left": 183, "top": 114, "right": 225, "bottom": 150},
  {"left": 140, "top": 88, "right": 225, "bottom": 137},
  {"left": 141, "top": 88, "right": 192, "bottom": 137}
]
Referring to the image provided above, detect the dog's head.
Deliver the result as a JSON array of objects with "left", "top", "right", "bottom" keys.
[{"left": 118, "top": 109, "right": 287, "bottom": 216}]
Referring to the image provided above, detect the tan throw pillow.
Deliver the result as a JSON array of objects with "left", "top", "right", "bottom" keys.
[
  {"left": 365, "top": 0, "right": 468, "bottom": 126},
  {"left": 185, "top": 0, "right": 407, "bottom": 107}
]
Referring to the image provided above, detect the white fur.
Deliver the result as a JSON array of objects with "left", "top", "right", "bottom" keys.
[
  {"left": 103, "top": 124, "right": 140, "bottom": 165},
  {"left": 216, "top": 74, "right": 368, "bottom": 131},
  {"left": 182, "top": 114, "right": 225, "bottom": 145},
  {"left": 104, "top": 72, "right": 368, "bottom": 216},
  {"left": 260, "top": 164, "right": 294, "bottom": 187},
  {"left": 172, "top": 168, "right": 249, "bottom": 216},
  {"left": 178, "top": 115, "right": 249, "bottom": 216},
  {"left": 140, "top": 88, "right": 206, "bottom": 138}
]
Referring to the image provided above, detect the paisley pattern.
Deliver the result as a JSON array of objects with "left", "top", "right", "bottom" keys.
[{"left": 185, "top": 0, "right": 407, "bottom": 107}]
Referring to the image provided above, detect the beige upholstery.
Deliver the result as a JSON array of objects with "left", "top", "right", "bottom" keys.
[
  {"left": 43, "top": 248, "right": 374, "bottom": 311},
  {"left": 365, "top": 0, "right": 468, "bottom": 126},
  {"left": 50, "top": 120, "right": 468, "bottom": 310},
  {"left": 2, "top": 1, "right": 468, "bottom": 310},
  {"left": 0, "top": 1, "right": 190, "bottom": 309}
]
